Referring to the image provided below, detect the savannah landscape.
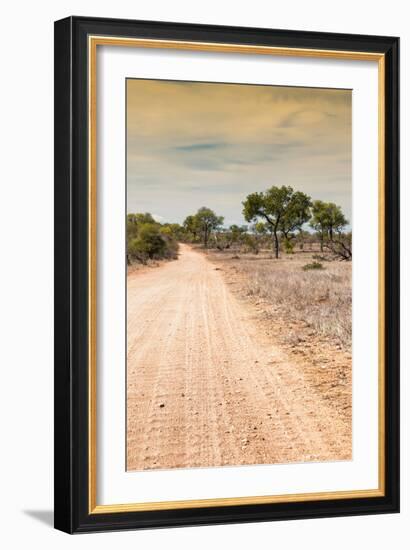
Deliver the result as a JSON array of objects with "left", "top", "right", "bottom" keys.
[
  {"left": 126, "top": 79, "right": 352, "bottom": 471},
  {"left": 126, "top": 196, "right": 352, "bottom": 471}
]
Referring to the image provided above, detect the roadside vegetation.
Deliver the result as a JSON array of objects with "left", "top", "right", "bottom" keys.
[
  {"left": 127, "top": 186, "right": 352, "bottom": 348},
  {"left": 127, "top": 213, "right": 179, "bottom": 266},
  {"left": 240, "top": 255, "right": 351, "bottom": 347},
  {"left": 172, "top": 186, "right": 351, "bottom": 261},
  {"left": 127, "top": 186, "right": 351, "bottom": 263}
]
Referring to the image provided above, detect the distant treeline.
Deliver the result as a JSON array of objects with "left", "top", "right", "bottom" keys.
[{"left": 127, "top": 185, "right": 352, "bottom": 264}]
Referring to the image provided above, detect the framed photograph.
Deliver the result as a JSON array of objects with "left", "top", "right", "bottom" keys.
[{"left": 54, "top": 16, "right": 399, "bottom": 533}]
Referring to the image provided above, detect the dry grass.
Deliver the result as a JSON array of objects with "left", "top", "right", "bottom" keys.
[
  {"left": 127, "top": 254, "right": 179, "bottom": 275},
  {"left": 208, "top": 248, "right": 352, "bottom": 349}
]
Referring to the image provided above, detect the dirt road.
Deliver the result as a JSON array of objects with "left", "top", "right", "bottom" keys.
[{"left": 127, "top": 244, "right": 351, "bottom": 471}]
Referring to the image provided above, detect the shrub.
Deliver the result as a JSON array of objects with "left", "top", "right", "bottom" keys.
[
  {"left": 302, "top": 261, "right": 324, "bottom": 271},
  {"left": 241, "top": 234, "right": 259, "bottom": 254},
  {"left": 283, "top": 238, "right": 295, "bottom": 254},
  {"left": 312, "top": 253, "right": 329, "bottom": 261},
  {"left": 127, "top": 216, "right": 178, "bottom": 265}
]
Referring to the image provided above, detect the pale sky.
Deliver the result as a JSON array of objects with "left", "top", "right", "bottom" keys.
[{"left": 127, "top": 79, "right": 352, "bottom": 228}]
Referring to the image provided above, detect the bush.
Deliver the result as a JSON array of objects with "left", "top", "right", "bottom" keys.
[
  {"left": 127, "top": 217, "right": 178, "bottom": 265},
  {"left": 312, "top": 253, "right": 330, "bottom": 262},
  {"left": 283, "top": 238, "right": 295, "bottom": 254},
  {"left": 302, "top": 261, "right": 324, "bottom": 271},
  {"left": 241, "top": 234, "right": 259, "bottom": 254}
]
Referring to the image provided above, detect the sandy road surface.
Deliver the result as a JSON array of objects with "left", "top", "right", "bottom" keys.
[{"left": 127, "top": 244, "right": 351, "bottom": 471}]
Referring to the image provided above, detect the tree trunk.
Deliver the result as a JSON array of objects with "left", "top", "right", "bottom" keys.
[
  {"left": 320, "top": 233, "right": 324, "bottom": 252},
  {"left": 299, "top": 229, "right": 304, "bottom": 250},
  {"left": 273, "top": 231, "right": 279, "bottom": 259},
  {"left": 204, "top": 228, "right": 208, "bottom": 248}
]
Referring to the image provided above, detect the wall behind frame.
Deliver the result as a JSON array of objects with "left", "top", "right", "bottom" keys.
[{"left": 0, "top": 0, "right": 406, "bottom": 548}]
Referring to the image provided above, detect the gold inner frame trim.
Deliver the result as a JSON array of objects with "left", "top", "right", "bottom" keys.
[{"left": 88, "top": 35, "right": 386, "bottom": 514}]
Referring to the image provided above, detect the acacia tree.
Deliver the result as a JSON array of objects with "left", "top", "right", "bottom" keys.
[
  {"left": 279, "top": 191, "right": 312, "bottom": 247},
  {"left": 228, "top": 224, "right": 248, "bottom": 246},
  {"left": 329, "top": 231, "right": 352, "bottom": 260},
  {"left": 212, "top": 224, "right": 247, "bottom": 250},
  {"left": 310, "top": 200, "right": 350, "bottom": 257},
  {"left": 195, "top": 207, "right": 224, "bottom": 248},
  {"left": 310, "top": 200, "right": 327, "bottom": 251},
  {"left": 242, "top": 186, "right": 311, "bottom": 259},
  {"left": 160, "top": 223, "right": 184, "bottom": 241},
  {"left": 183, "top": 214, "right": 201, "bottom": 242}
]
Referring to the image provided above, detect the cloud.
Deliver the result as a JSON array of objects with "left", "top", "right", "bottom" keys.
[
  {"left": 126, "top": 79, "right": 352, "bottom": 226},
  {"left": 173, "top": 142, "right": 227, "bottom": 152}
]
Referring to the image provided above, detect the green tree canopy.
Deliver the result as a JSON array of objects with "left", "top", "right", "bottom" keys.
[
  {"left": 183, "top": 214, "right": 201, "bottom": 241},
  {"left": 252, "top": 221, "right": 268, "bottom": 235},
  {"left": 279, "top": 191, "right": 312, "bottom": 239},
  {"left": 242, "top": 185, "right": 311, "bottom": 258},
  {"left": 127, "top": 212, "right": 156, "bottom": 225},
  {"left": 127, "top": 214, "right": 178, "bottom": 265},
  {"left": 228, "top": 224, "right": 248, "bottom": 243},
  {"left": 128, "top": 223, "right": 167, "bottom": 262},
  {"left": 310, "top": 200, "right": 348, "bottom": 251},
  {"left": 185, "top": 207, "right": 224, "bottom": 247}
]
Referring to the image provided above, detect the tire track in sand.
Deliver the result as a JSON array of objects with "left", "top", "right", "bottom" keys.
[{"left": 127, "top": 244, "right": 351, "bottom": 471}]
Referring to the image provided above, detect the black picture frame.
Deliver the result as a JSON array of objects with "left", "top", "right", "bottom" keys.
[{"left": 54, "top": 15, "right": 399, "bottom": 534}]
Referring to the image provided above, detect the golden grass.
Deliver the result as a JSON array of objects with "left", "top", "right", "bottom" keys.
[{"left": 210, "top": 249, "right": 351, "bottom": 349}]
